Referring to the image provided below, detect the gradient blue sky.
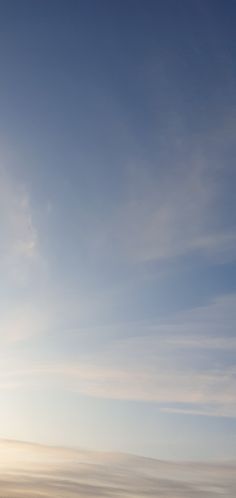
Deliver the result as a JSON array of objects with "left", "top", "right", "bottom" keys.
[{"left": 0, "top": 0, "right": 236, "bottom": 461}]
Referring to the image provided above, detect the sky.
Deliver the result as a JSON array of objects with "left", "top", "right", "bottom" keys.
[{"left": 0, "top": 0, "right": 236, "bottom": 473}]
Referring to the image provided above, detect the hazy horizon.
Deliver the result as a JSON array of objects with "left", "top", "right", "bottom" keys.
[{"left": 0, "top": 438, "right": 236, "bottom": 497}]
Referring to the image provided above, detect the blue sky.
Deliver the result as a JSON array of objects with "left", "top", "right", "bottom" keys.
[{"left": 0, "top": 0, "right": 236, "bottom": 462}]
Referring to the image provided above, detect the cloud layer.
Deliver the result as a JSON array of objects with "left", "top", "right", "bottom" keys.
[{"left": 0, "top": 439, "right": 235, "bottom": 498}]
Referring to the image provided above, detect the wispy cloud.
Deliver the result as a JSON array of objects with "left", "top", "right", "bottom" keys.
[
  {"left": 0, "top": 166, "right": 38, "bottom": 284},
  {"left": 88, "top": 117, "right": 236, "bottom": 265},
  {"left": 36, "top": 362, "right": 235, "bottom": 417},
  {"left": 0, "top": 439, "right": 235, "bottom": 498},
  {"left": 1, "top": 294, "right": 235, "bottom": 417},
  {"left": 0, "top": 303, "right": 50, "bottom": 344}
]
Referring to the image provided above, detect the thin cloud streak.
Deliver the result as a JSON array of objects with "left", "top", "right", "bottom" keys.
[
  {"left": 1, "top": 294, "right": 236, "bottom": 417},
  {"left": 0, "top": 166, "right": 38, "bottom": 284}
]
